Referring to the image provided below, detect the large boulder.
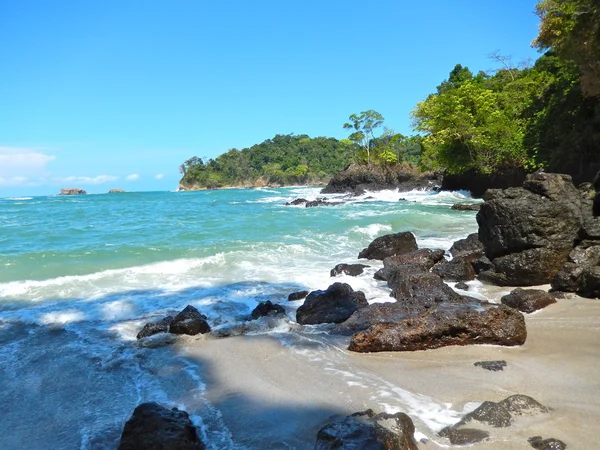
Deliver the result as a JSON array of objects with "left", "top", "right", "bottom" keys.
[
  {"left": 118, "top": 402, "right": 204, "bottom": 450},
  {"left": 358, "top": 232, "right": 418, "bottom": 261},
  {"left": 476, "top": 172, "right": 586, "bottom": 285},
  {"left": 501, "top": 288, "right": 557, "bottom": 314},
  {"left": 316, "top": 409, "right": 418, "bottom": 450},
  {"left": 348, "top": 304, "right": 526, "bottom": 352},
  {"left": 296, "top": 283, "right": 368, "bottom": 325},
  {"left": 552, "top": 243, "right": 600, "bottom": 297}
]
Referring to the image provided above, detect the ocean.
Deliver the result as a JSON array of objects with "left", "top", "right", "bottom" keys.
[{"left": 0, "top": 187, "right": 484, "bottom": 448}]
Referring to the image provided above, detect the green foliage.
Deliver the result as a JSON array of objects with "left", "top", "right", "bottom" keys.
[
  {"left": 343, "top": 110, "right": 385, "bottom": 164},
  {"left": 534, "top": 0, "right": 600, "bottom": 97},
  {"left": 180, "top": 134, "right": 356, "bottom": 189}
]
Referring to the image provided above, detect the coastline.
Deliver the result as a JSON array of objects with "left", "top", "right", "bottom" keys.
[{"left": 176, "top": 283, "right": 600, "bottom": 448}]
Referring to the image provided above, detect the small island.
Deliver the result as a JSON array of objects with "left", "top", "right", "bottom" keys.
[
  {"left": 108, "top": 188, "right": 125, "bottom": 193},
  {"left": 60, "top": 188, "right": 87, "bottom": 195}
]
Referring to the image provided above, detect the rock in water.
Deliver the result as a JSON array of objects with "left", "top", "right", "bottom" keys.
[
  {"left": 501, "top": 288, "right": 557, "bottom": 313},
  {"left": 330, "top": 263, "right": 369, "bottom": 277},
  {"left": 118, "top": 402, "right": 204, "bottom": 450},
  {"left": 451, "top": 203, "right": 481, "bottom": 211},
  {"left": 60, "top": 188, "right": 86, "bottom": 195},
  {"left": 136, "top": 316, "right": 174, "bottom": 339},
  {"left": 348, "top": 304, "right": 526, "bottom": 352},
  {"left": 288, "top": 290, "right": 309, "bottom": 301},
  {"left": 170, "top": 305, "right": 211, "bottom": 335},
  {"left": 316, "top": 409, "right": 418, "bottom": 450},
  {"left": 474, "top": 360, "right": 507, "bottom": 371},
  {"left": 296, "top": 283, "right": 368, "bottom": 325},
  {"left": 250, "top": 300, "right": 286, "bottom": 319},
  {"left": 358, "top": 232, "right": 418, "bottom": 260},
  {"left": 528, "top": 436, "right": 567, "bottom": 450}
]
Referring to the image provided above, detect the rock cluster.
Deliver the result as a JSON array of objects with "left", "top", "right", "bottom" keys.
[
  {"left": 137, "top": 305, "right": 210, "bottom": 339},
  {"left": 476, "top": 171, "right": 600, "bottom": 296}
]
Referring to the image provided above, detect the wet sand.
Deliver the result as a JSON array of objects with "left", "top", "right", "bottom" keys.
[{"left": 178, "top": 290, "right": 600, "bottom": 449}]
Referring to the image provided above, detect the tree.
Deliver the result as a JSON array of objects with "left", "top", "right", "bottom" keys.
[
  {"left": 533, "top": 0, "right": 600, "bottom": 97},
  {"left": 343, "top": 110, "right": 385, "bottom": 165}
]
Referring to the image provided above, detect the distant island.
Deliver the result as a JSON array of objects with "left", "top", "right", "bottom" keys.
[{"left": 60, "top": 188, "right": 87, "bottom": 195}]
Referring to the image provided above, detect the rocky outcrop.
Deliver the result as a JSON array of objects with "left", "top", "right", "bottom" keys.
[
  {"left": 321, "top": 163, "right": 441, "bottom": 195},
  {"left": 442, "top": 168, "right": 527, "bottom": 197},
  {"left": 316, "top": 409, "right": 418, "bottom": 450},
  {"left": 109, "top": 188, "right": 124, "bottom": 193},
  {"left": 118, "top": 402, "right": 204, "bottom": 450},
  {"left": 501, "top": 288, "right": 557, "bottom": 314},
  {"left": 60, "top": 188, "right": 86, "bottom": 195},
  {"left": 296, "top": 283, "right": 368, "bottom": 325},
  {"left": 358, "top": 232, "right": 418, "bottom": 260},
  {"left": 451, "top": 203, "right": 481, "bottom": 211},
  {"left": 348, "top": 303, "right": 526, "bottom": 352},
  {"left": 250, "top": 300, "right": 286, "bottom": 320},
  {"left": 137, "top": 305, "right": 210, "bottom": 339},
  {"left": 477, "top": 172, "right": 596, "bottom": 286},
  {"left": 439, "top": 395, "right": 549, "bottom": 446},
  {"left": 285, "top": 198, "right": 343, "bottom": 207},
  {"left": 330, "top": 263, "right": 369, "bottom": 277}
]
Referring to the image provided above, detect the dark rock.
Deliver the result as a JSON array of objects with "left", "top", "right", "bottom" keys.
[
  {"left": 580, "top": 266, "right": 600, "bottom": 298},
  {"left": 460, "top": 401, "right": 512, "bottom": 427},
  {"left": 60, "top": 187, "right": 87, "bottom": 195},
  {"left": 383, "top": 249, "right": 445, "bottom": 272},
  {"left": 330, "top": 263, "right": 370, "bottom": 277},
  {"left": 296, "top": 283, "right": 368, "bottom": 325},
  {"left": 474, "top": 360, "right": 507, "bottom": 371},
  {"left": 306, "top": 198, "right": 341, "bottom": 207},
  {"left": 455, "top": 282, "right": 469, "bottom": 290},
  {"left": 285, "top": 198, "right": 308, "bottom": 205},
  {"left": 358, "top": 232, "right": 418, "bottom": 261},
  {"left": 552, "top": 244, "right": 600, "bottom": 296},
  {"left": 498, "top": 394, "right": 549, "bottom": 416},
  {"left": 441, "top": 168, "right": 527, "bottom": 198},
  {"left": 528, "top": 436, "right": 567, "bottom": 450},
  {"left": 389, "top": 270, "right": 462, "bottom": 302},
  {"left": 348, "top": 304, "right": 526, "bottom": 352},
  {"left": 316, "top": 409, "right": 418, "bottom": 450},
  {"left": 449, "top": 233, "right": 484, "bottom": 260},
  {"left": 321, "top": 163, "right": 441, "bottom": 196},
  {"left": 288, "top": 290, "right": 309, "bottom": 301},
  {"left": 477, "top": 173, "right": 585, "bottom": 285},
  {"left": 472, "top": 255, "right": 494, "bottom": 274},
  {"left": 438, "top": 427, "right": 489, "bottom": 445},
  {"left": 118, "top": 402, "right": 204, "bottom": 450},
  {"left": 250, "top": 300, "right": 286, "bottom": 320},
  {"left": 501, "top": 288, "right": 557, "bottom": 313},
  {"left": 170, "top": 305, "right": 210, "bottom": 335},
  {"left": 432, "top": 257, "right": 476, "bottom": 281},
  {"left": 451, "top": 203, "right": 481, "bottom": 211},
  {"left": 136, "top": 316, "right": 174, "bottom": 340}
]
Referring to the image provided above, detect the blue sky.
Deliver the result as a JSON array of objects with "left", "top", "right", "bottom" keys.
[{"left": 1, "top": 0, "right": 542, "bottom": 196}]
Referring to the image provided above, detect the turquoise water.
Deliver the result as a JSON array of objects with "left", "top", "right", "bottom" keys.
[{"left": 0, "top": 187, "right": 481, "bottom": 449}]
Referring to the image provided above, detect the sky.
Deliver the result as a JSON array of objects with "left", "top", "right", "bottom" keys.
[{"left": 0, "top": 0, "right": 543, "bottom": 196}]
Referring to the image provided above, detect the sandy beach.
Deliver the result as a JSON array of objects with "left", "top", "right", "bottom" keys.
[{"left": 177, "top": 287, "right": 600, "bottom": 449}]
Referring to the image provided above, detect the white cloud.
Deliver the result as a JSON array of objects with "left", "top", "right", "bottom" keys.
[
  {"left": 0, "top": 147, "right": 56, "bottom": 177},
  {"left": 54, "top": 175, "right": 119, "bottom": 185},
  {"left": 126, "top": 173, "right": 140, "bottom": 181},
  {"left": 155, "top": 173, "right": 165, "bottom": 180}
]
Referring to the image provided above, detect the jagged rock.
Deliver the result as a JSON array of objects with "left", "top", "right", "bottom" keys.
[
  {"left": 321, "top": 163, "right": 441, "bottom": 196},
  {"left": 60, "top": 188, "right": 87, "bottom": 195},
  {"left": 477, "top": 173, "right": 585, "bottom": 285},
  {"left": 285, "top": 198, "right": 308, "bottom": 205},
  {"left": 296, "top": 283, "right": 368, "bottom": 325},
  {"left": 330, "top": 263, "right": 370, "bottom": 277},
  {"left": 389, "top": 270, "right": 462, "bottom": 301},
  {"left": 528, "top": 436, "right": 567, "bottom": 450},
  {"left": 250, "top": 300, "right": 286, "bottom": 320},
  {"left": 472, "top": 255, "right": 494, "bottom": 274},
  {"left": 552, "top": 244, "right": 600, "bottom": 297},
  {"left": 118, "top": 402, "right": 204, "bottom": 450},
  {"left": 316, "top": 409, "right": 418, "bottom": 450},
  {"left": 449, "top": 233, "right": 485, "bottom": 260},
  {"left": 378, "top": 249, "right": 445, "bottom": 281},
  {"left": 358, "top": 232, "right": 418, "bottom": 261},
  {"left": 474, "top": 360, "right": 507, "bottom": 371},
  {"left": 136, "top": 316, "right": 174, "bottom": 339},
  {"left": 288, "top": 290, "right": 309, "bottom": 301},
  {"left": 170, "top": 305, "right": 210, "bottom": 335},
  {"left": 501, "top": 288, "right": 557, "bottom": 313},
  {"left": 109, "top": 188, "right": 124, "bottom": 193},
  {"left": 432, "top": 257, "right": 476, "bottom": 281},
  {"left": 455, "top": 282, "right": 469, "bottom": 290},
  {"left": 348, "top": 304, "right": 526, "bottom": 352},
  {"left": 451, "top": 203, "right": 481, "bottom": 211}
]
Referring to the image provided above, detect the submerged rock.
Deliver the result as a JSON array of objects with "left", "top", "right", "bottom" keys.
[
  {"left": 348, "top": 304, "right": 526, "bottom": 352},
  {"left": 296, "top": 283, "right": 368, "bottom": 325},
  {"left": 118, "top": 402, "right": 204, "bottom": 450},
  {"left": 316, "top": 409, "right": 418, "bottom": 450},
  {"left": 330, "top": 263, "right": 370, "bottom": 277},
  {"left": 136, "top": 316, "right": 174, "bottom": 339},
  {"left": 250, "top": 300, "right": 286, "bottom": 320},
  {"left": 528, "top": 436, "right": 567, "bottom": 450},
  {"left": 474, "top": 360, "right": 507, "bottom": 371},
  {"left": 358, "top": 232, "right": 418, "bottom": 261},
  {"left": 501, "top": 288, "right": 557, "bottom": 314}
]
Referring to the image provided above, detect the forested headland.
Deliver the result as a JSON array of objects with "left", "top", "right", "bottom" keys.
[{"left": 180, "top": 0, "right": 600, "bottom": 191}]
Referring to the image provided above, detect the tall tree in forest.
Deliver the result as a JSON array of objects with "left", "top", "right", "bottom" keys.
[{"left": 343, "top": 110, "right": 385, "bottom": 165}]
